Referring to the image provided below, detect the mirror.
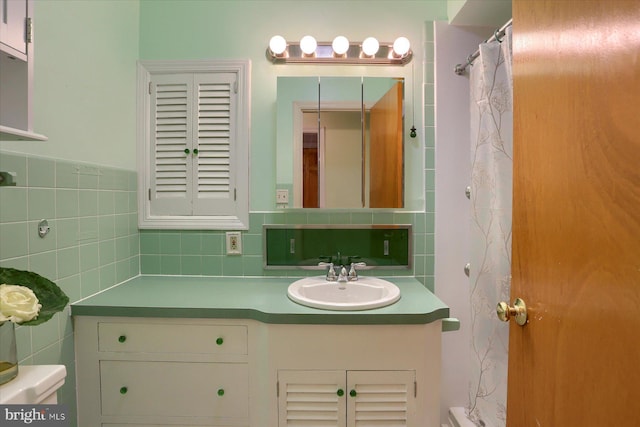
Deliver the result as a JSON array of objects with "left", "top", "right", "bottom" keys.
[{"left": 276, "top": 76, "right": 404, "bottom": 209}]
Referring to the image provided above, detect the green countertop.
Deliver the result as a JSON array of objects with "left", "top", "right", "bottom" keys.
[{"left": 71, "top": 275, "right": 453, "bottom": 326}]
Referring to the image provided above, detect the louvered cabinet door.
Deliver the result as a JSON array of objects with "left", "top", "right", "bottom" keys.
[
  {"left": 346, "top": 370, "right": 416, "bottom": 427},
  {"left": 193, "top": 72, "right": 238, "bottom": 216},
  {"left": 149, "top": 73, "right": 194, "bottom": 216},
  {"left": 278, "top": 370, "right": 346, "bottom": 427}
]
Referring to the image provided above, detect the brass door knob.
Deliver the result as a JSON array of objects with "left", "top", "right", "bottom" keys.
[{"left": 496, "top": 298, "right": 528, "bottom": 326}]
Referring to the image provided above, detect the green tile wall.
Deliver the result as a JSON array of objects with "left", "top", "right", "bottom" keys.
[{"left": 0, "top": 151, "right": 139, "bottom": 416}]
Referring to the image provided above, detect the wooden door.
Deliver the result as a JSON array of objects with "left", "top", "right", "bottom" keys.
[
  {"left": 302, "top": 132, "right": 319, "bottom": 208},
  {"left": 369, "top": 81, "right": 403, "bottom": 208},
  {"left": 508, "top": 1, "right": 640, "bottom": 426}
]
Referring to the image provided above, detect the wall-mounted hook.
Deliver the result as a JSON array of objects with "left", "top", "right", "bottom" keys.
[{"left": 38, "top": 219, "right": 50, "bottom": 238}]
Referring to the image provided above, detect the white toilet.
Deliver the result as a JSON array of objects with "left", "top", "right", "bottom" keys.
[{"left": 0, "top": 365, "right": 66, "bottom": 404}]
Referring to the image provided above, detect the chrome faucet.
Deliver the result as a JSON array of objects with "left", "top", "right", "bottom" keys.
[
  {"left": 348, "top": 262, "right": 367, "bottom": 281},
  {"left": 318, "top": 262, "right": 337, "bottom": 281},
  {"left": 337, "top": 266, "right": 349, "bottom": 282}
]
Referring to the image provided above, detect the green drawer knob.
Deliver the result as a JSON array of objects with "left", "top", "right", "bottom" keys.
[
  {"left": 217, "top": 388, "right": 225, "bottom": 397},
  {"left": 184, "top": 148, "right": 190, "bottom": 154},
  {"left": 337, "top": 389, "right": 344, "bottom": 397},
  {"left": 216, "top": 337, "right": 224, "bottom": 345},
  {"left": 118, "top": 335, "right": 126, "bottom": 343},
  {"left": 120, "top": 386, "right": 128, "bottom": 395},
  {"left": 349, "top": 389, "right": 357, "bottom": 397}
]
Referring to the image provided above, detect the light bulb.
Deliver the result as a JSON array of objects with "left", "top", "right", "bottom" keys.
[
  {"left": 392, "top": 36, "right": 411, "bottom": 56},
  {"left": 300, "top": 35, "right": 317, "bottom": 55},
  {"left": 269, "top": 35, "right": 287, "bottom": 55},
  {"left": 332, "top": 36, "right": 350, "bottom": 55},
  {"left": 362, "top": 37, "right": 380, "bottom": 56}
]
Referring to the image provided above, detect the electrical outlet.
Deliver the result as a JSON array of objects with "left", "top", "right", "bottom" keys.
[
  {"left": 276, "top": 189, "right": 289, "bottom": 204},
  {"left": 226, "top": 231, "right": 242, "bottom": 255}
]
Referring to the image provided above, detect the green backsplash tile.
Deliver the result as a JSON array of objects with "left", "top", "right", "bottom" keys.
[
  {"left": 116, "top": 259, "right": 132, "bottom": 283},
  {"left": 329, "top": 213, "right": 351, "bottom": 224},
  {"left": 98, "top": 214, "right": 115, "bottom": 240},
  {"left": 28, "top": 188, "right": 55, "bottom": 220},
  {"left": 181, "top": 255, "right": 202, "bottom": 275},
  {"left": 222, "top": 255, "right": 243, "bottom": 276},
  {"left": 99, "top": 239, "right": 116, "bottom": 265},
  {"left": 28, "top": 251, "right": 57, "bottom": 282},
  {"left": 114, "top": 191, "right": 129, "bottom": 214},
  {"left": 57, "top": 246, "right": 80, "bottom": 279},
  {"left": 56, "top": 189, "right": 79, "bottom": 218},
  {"left": 160, "top": 254, "right": 181, "bottom": 275},
  {"left": 80, "top": 268, "right": 101, "bottom": 298},
  {"left": 78, "top": 165, "right": 100, "bottom": 189},
  {"left": 0, "top": 187, "right": 27, "bottom": 222},
  {"left": 98, "top": 191, "right": 114, "bottom": 215},
  {"left": 425, "top": 147, "right": 435, "bottom": 169},
  {"left": 115, "top": 236, "right": 130, "bottom": 261},
  {"left": 159, "top": 233, "right": 181, "bottom": 255},
  {"left": 28, "top": 220, "right": 57, "bottom": 254},
  {"left": 201, "top": 233, "right": 223, "bottom": 256},
  {"left": 0, "top": 222, "right": 29, "bottom": 259},
  {"left": 242, "top": 255, "right": 263, "bottom": 276},
  {"left": 201, "top": 255, "right": 222, "bottom": 276},
  {"left": 78, "top": 217, "right": 99, "bottom": 244},
  {"left": 243, "top": 234, "right": 262, "bottom": 256},
  {"left": 56, "top": 218, "right": 79, "bottom": 249},
  {"left": 140, "top": 254, "right": 161, "bottom": 274},
  {"left": 140, "top": 231, "right": 160, "bottom": 254},
  {"left": 180, "top": 232, "right": 202, "bottom": 255},
  {"left": 15, "top": 325, "right": 32, "bottom": 362},
  {"left": 99, "top": 263, "right": 117, "bottom": 290},
  {"left": 55, "top": 161, "right": 79, "bottom": 189},
  {"left": 114, "top": 214, "right": 129, "bottom": 238},
  {"left": 0, "top": 152, "right": 27, "bottom": 187},
  {"left": 79, "top": 242, "right": 100, "bottom": 272},
  {"left": 27, "top": 156, "right": 55, "bottom": 188},
  {"left": 350, "top": 212, "right": 373, "bottom": 224},
  {"left": 56, "top": 274, "right": 81, "bottom": 305},
  {"left": 78, "top": 189, "right": 98, "bottom": 217}
]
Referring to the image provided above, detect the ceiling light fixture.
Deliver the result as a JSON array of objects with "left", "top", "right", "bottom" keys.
[{"left": 266, "top": 35, "right": 412, "bottom": 65}]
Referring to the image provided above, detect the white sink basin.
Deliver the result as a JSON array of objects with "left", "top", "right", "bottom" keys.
[{"left": 287, "top": 276, "right": 401, "bottom": 311}]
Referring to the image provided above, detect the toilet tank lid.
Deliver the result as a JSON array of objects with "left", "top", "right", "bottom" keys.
[{"left": 0, "top": 365, "right": 67, "bottom": 404}]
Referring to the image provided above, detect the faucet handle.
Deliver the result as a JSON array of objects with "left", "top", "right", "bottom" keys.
[
  {"left": 348, "top": 262, "right": 367, "bottom": 281},
  {"left": 318, "top": 262, "right": 337, "bottom": 281}
]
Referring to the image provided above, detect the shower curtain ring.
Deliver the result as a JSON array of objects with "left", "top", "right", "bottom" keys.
[{"left": 495, "top": 28, "right": 503, "bottom": 43}]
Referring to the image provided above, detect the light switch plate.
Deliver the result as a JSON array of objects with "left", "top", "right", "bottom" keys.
[{"left": 276, "top": 189, "right": 289, "bottom": 204}]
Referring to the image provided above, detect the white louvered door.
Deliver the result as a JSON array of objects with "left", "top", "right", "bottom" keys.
[
  {"left": 150, "top": 73, "right": 193, "bottom": 216},
  {"left": 347, "top": 371, "right": 416, "bottom": 427},
  {"left": 149, "top": 72, "right": 238, "bottom": 217},
  {"left": 278, "top": 370, "right": 416, "bottom": 427},
  {"left": 193, "top": 72, "right": 237, "bottom": 216},
  {"left": 278, "top": 370, "right": 346, "bottom": 427},
  {"left": 138, "top": 59, "right": 250, "bottom": 230}
]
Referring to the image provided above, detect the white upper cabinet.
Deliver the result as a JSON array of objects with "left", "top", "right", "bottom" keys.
[
  {"left": 0, "top": 0, "right": 29, "bottom": 58},
  {"left": 0, "top": 0, "right": 46, "bottom": 140},
  {"left": 137, "top": 60, "right": 251, "bottom": 230}
]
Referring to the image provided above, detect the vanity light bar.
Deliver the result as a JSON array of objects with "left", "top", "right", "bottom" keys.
[{"left": 266, "top": 36, "right": 413, "bottom": 65}]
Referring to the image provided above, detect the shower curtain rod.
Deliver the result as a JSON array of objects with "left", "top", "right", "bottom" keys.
[{"left": 454, "top": 18, "right": 513, "bottom": 76}]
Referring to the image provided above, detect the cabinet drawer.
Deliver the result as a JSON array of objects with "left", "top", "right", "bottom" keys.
[
  {"left": 100, "top": 361, "right": 248, "bottom": 418},
  {"left": 98, "top": 322, "right": 247, "bottom": 354}
]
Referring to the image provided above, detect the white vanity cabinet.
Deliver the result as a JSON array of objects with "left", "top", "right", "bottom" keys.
[
  {"left": 76, "top": 316, "right": 443, "bottom": 427},
  {"left": 74, "top": 317, "right": 252, "bottom": 426},
  {"left": 268, "top": 322, "right": 442, "bottom": 427}
]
